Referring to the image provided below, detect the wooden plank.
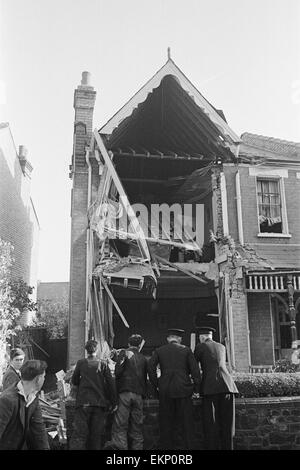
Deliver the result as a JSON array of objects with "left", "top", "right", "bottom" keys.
[
  {"left": 101, "top": 280, "right": 130, "bottom": 328},
  {"left": 105, "top": 226, "right": 198, "bottom": 251},
  {"left": 94, "top": 130, "right": 151, "bottom": 261},
  {"left": 153, "top": 255, "right": 208, "bottom": 284}
]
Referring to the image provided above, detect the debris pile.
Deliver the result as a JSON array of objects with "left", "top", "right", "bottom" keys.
[{"left": 40, "top": 370, "right": 69, "bottom": 446}]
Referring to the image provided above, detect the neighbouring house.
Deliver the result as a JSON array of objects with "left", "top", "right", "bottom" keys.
[
  {"left": 0, "top": 122, "right": 40, "bottom": 302},
  {"left": 68, "top": 57, "right": 300, "bottom": 372}
]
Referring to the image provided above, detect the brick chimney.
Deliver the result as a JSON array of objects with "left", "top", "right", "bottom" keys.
[
  {"left": 18, "top": 145, "right": 33, "bottom": 178},
  {"left": 68, "top": 72, "right": 96, "bottom": 367},
  {"left": 70, "top": 71, "right": 97, "bottom": 175}
]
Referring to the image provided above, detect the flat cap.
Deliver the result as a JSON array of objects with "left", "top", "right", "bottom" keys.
[{"left": 167, "top": 328, "right": 185, "bottom": 337}]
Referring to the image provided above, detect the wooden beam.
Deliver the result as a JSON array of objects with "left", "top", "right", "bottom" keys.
[
  {"left": 104, "top": 226, "right": 199, "bottom": 251},
  {"left": 122, "top": 178, "right": 165, "bottom": 184},
  {"left": 113, "top": 151, "right": 202, "bottom": 161},
  {"left": 101, "top": 280, "right": 130, "bottom": 328},
  {"left": 94, "top": 130, "right": 151, "bottom": 262},
  {"left": 153, "top": 255, "right": 208, "bottom": 284}
]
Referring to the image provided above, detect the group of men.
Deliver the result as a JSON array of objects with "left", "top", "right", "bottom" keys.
[
  {"left": 70, "top": 326, "right": 238, "bottom": 451},
  {"left": 0, "top": 325, "right": 238, "bottom": 451}
]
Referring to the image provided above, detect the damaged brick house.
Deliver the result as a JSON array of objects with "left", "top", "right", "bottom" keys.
[{"left": 68, "top": 57, "right": 300, "bottom": 372}]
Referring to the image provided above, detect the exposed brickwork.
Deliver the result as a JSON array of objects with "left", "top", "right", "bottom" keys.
[
  {"left": 221, "top": 161, "right": 300, "bottom": 370},
  {"left": 235, "top": 396, "right": 300, "bottom": 450},
  {"left": 68, "top": 79, "right": 96, "bottom": 367},
  {"left": 284, "top": 170, "right": 300, "bottom": 243},
  {"left": 0, "top": 124, "right": 39, "bottom": 294},
  {"left": 66, "top": 396, "right": 300, "bottom": 450},
  {"left": 223, "top": 163, "right": 300, "bottom": 251},
  {"left": 248, "top": 293, "right": 274, "bottom": 365},
  {"left": 211, "top": 166, "right": 224, "bottom": 244},
  {"left": 68, "top": 69, "right": 300, "bottom": 375},
  {"left": 230, "top": 279, "right": 251, "bottom": 371},
  {"left": 69, "top": 171, "right": 89, "bottom": 366}
]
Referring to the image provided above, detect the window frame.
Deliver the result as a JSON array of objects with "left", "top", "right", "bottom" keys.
[{"left": 255, "top": 175, "right": 290, "bottom": 238}]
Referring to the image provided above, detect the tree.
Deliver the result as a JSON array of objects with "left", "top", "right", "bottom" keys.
[
  {"left": 0, "top": 237, "right": 38, "bottom": 385},
  {"left": 0, "top": 239, "right": 19, "bottom": 384},
  {"left": 35, "top": 298, "right": 68, "bottom": 339},
  {"left": 9, "top": 278, "right": 37, "bottom": 313}
]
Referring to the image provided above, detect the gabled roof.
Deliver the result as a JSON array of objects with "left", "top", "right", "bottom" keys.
[{"left": 100, "top": 58, "right": 241, "bottom": 145}]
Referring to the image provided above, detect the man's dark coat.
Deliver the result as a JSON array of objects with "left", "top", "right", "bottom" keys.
[
  {"left": 148, "top": 342, "right": 201, "bottom": 397},
  {"left": 194, "top": 339, "right": 238, "bottom": 395},
  {"left": 115, "top": 347, "right": 148, "bottom": 397},
  {"left": 194, "top": 338, "right": 238, "bottom": 450},
  {"left": 2, "top": 365, "right": 21, "bottom": 391},
  {"left": 148, "top": 341, "right": 201, "bottom": 449},
  {"left": 0, "top": 384, "right": 49, "bottom": 450}
]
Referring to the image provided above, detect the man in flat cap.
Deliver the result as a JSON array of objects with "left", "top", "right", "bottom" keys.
[
  {"left": 194, "top": 326, "right": 238, "bottom": 450},
  {"left": 148, "top": 328, "right": 200, "bottom": 449}
]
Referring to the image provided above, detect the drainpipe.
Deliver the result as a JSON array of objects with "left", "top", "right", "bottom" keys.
[
  {"left": 234, "top": 145, "right": 244, "bottom": 246},
  {"left": 228, "top": 297, "right": 236, "bottom": 370},
  {"left": 85, "top": 147, "right": 92, "bottom": 343},
  {"left": 220, "top": 172, "right": 229, "bottom": 236},
  {"left": 235, "top": 144, "right": 251, "bottom": 368},
  {"left": 235, "top": 170, "right": 244, "bottom": 246}
]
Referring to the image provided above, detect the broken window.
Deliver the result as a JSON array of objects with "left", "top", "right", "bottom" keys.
[{"left": 257, "top": 178, "right": 282, "bottom": 233}]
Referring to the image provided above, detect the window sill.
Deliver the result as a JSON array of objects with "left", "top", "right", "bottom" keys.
[{"left": 257, "top": 233, "right": 292, "bottom": 238}]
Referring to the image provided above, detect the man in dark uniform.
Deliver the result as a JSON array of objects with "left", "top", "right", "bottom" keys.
[
  {"left": 194, "top": 326, "right": 238, "bottom": 450},
  {"left": 148, "top": 328, "right": 200, "bottom": 450}
]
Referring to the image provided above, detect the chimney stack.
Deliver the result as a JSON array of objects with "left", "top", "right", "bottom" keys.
[
  {"left": 81, "top": 71, "right": 92, "bottom": 87},
  {"left": 18, "top": 145, "right": 33, "bottom": 178},
  {"left": 73, "top": 70, "right": 96, "bottom": 137}
]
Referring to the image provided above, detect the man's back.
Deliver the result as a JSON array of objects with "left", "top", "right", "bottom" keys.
[
  {"left": 115, "top": 348, "right": 148, "bottom": 396},
  {"left": 72, "top": 357, "right": 116, "bottom": 407},
  {"left": 148, "top": 342, "right": 200, "bottom": 398},
  {"left": 194, "top": 340, "right": 238, "bottom": 395}
]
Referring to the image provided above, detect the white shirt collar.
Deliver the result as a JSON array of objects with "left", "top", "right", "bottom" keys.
[{"left": 17, "top": 381, "right": 37, "bottom": 407}]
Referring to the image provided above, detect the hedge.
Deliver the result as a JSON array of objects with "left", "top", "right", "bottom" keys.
[{"left": 233, "top": 372, "right": 300, "bottom": 398}]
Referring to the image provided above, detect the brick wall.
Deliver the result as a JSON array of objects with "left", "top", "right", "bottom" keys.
[
  {"left": 248, "top": 293, "right": 274, "bottom": 365},
  {"left": 234, "top": 396, "right": 300, "bottom": 450},
  {"left": 66, "top": 396, "right": 300, "bottom": 450},
  {"left": 69, "top": 170, "right": 89, "bottom": 366},
  {"left": 230, "top": 280, "right": 250, "bottom": 371},
  {"left": 68, "top": 77, "right": 96, "bottom": 367},
  {"left": 212, "top": 165, "right": 251, "bottom": 371},
  {"left": 224, "top": 163, "right": 300, "bottom": 246},
  {"left": 284, "top": 170, "right": 300, "bottom": 243},
  {"left": 0, "top": 124, "right": 39, "bottom": 293}
]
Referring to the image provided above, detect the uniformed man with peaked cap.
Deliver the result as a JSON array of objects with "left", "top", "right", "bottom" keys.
[
  {"left": 194, "top": 326, "right": 238, "bottom": 450},
  {"left": 148, "top": 328, "right": 201, "bottom": 449}
]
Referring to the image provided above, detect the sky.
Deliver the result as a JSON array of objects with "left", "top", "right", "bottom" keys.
[{"left": 0, "top": 0, "right": 299, "bottom": 282}]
